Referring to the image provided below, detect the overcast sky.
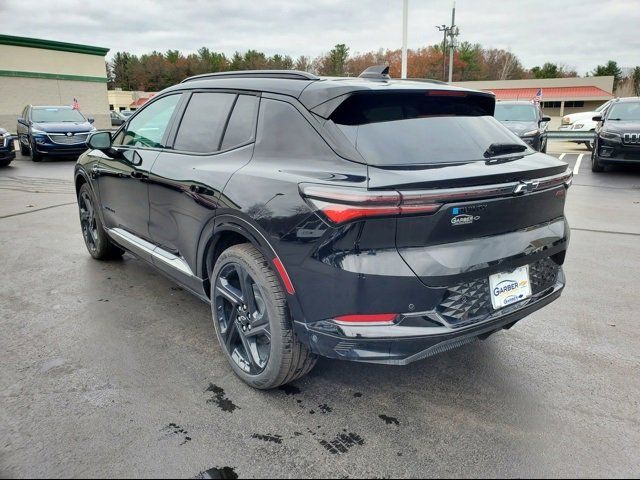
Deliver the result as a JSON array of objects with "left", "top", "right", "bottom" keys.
[{"left": 1, "top": 0, "right": 638, "bottom": 75}]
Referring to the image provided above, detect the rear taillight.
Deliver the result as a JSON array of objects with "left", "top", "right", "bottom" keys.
[{"left": 300, "top": 184, "right": 442, "bottom": 224}]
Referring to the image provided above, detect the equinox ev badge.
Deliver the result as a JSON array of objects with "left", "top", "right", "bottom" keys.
[{"left": 451, "top": 214, "right": 479, "bottom": 226}]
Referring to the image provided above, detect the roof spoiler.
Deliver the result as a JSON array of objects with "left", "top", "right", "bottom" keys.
[{"left": 359, "top": 65, "right": 390, "bottom": 80}]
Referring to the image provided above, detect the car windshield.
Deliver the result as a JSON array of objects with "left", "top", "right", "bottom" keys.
[
  {"left": 607, "top": 103, "right": 640, "bottom": 121},
  {"left": 330, "top": 91, "right": 529, "bottom": 166},
  {"left": 494, "top": 104, "right": 538, "bottom": 122},
  {"left": 32, "top": 107, "right": 86, "bottom": 123}
]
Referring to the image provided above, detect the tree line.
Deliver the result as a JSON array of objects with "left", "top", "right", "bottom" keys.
[{"left": 107, "top": 43, "right": 640, "bottom": 96}]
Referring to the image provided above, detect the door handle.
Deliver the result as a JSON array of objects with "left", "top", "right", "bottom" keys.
[{"left": 131, "top": 171, "right": 149, "bottom": 180}]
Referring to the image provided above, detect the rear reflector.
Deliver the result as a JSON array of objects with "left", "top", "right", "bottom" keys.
[
  {"left": 335, "top": 313, "right": 398, "bottom": 325},
  {"left": 273, "top": 257, "right": 295, "bottom": 295}
]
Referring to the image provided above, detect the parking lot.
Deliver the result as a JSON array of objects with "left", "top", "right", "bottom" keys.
[{"left": 1, "top": 142, "right": 639, "bottom": 478}]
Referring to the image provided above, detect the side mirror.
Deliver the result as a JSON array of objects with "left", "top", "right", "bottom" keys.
[
  {"left": 88, "top": 117, "right": 95, "bottom": 124},
  {"left": 17, "top": 118, "right": 28, "bottom": 126},
  {"left": 87, "top": 131, "right": 112, "bottom": 150},
  {"left": 592, "top": 115, "right": 603, "bottom": 122},
  {"left": 540, "top": 116, "right": 551, "bottom": 123}
]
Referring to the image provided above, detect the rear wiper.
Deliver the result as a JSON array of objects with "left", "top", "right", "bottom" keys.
[{"left": 484, "top": 143, "right": 527, "bottom": 158}]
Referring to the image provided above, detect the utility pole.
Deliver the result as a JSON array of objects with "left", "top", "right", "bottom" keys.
[
  {"left": 401, "top": 0, "right": 408, "bottom": 79},
  {"left": 436, "top": 24, "right": 448, "bottom": 82},
  {"left": 447, "top": 2, "right": 459, "bottom": 83}
]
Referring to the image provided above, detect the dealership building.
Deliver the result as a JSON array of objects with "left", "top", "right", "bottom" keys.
[
  {"left": 453, "top": 76, "right": 615, "bottom": 119},
  {"left": 0, "top": 34, "right": 111, "bottom": 130}
]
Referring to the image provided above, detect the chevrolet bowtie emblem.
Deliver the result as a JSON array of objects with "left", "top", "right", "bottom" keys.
[{"left": 514, "top": 180, "right": 539, "bottom": 195}]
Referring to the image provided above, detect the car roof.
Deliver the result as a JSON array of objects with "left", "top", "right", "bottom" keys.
[
  {"left": 612, "top": 96, "right": 640, "bottom": 103},
  {"left": 495, "top": 100, "right": 537, "bottom": 106},
  {"left": 162, "top": 70, "right": 493, "bottom": 113},
  {"left": 31, "top": 105, "right": 74, "bottom": 109}
]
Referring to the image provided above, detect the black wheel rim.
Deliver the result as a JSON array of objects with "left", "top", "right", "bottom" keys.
[
  {"left": 79, "top": 191, "right": 98, "bottom": 253},
  {"left": 213, "top": 262, "right": 271, "bottom": 375}
]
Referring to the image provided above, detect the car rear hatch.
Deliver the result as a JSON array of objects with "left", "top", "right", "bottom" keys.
[{"left": 317, "top": 88, "right": 571, "bottom": 322}]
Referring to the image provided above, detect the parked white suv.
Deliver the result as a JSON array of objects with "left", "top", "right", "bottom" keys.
[{"left": 559, "top": 100, "right": 613, "bottom": 150}]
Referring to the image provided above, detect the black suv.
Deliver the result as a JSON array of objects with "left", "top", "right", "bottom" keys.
[
  {"left": 75, "top": 67, "right": 571, "bottom": 389},
  {"left": 592, "top": 97, "right": 640, "bottom": 172},
  {"left": 494, "top": 100, "right": 550, "bottom": 152}
]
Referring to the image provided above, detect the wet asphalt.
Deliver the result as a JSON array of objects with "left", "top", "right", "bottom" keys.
[{"left": 1, "top": 143, "right": 639, "bottom": 478}]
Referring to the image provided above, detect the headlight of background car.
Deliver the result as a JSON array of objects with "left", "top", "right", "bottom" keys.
[
  {"left": 562, "top": 116, "right": 571, "bottom": 125},
  {"left": 600, "top": 132, "right": 621, "bottom": 141},
  {"left": 521, "top": 129, "right": 540, "bottom": 137}
]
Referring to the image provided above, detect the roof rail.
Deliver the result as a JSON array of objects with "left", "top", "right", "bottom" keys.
[
  {"left": 359, "top": 65, "right": 390, "bottom": 80},
  {"left": 181, "top": 70, "right": 319, "bottom": 83}
]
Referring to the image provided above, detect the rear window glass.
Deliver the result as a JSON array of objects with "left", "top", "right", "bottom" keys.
[
  {"left": 221, "top": 95, "right": 259, "bottom": 150},
  {"left": 330, "top": 91, "right": 529, "bottom": 166}
]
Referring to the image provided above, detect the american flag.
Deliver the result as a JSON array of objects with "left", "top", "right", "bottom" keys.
[
  {"left": 72, "top": 98, "right": 80, "bottom": 110},
  {"left": 532, "top": 88, "right": 543, "bottom": 104}
]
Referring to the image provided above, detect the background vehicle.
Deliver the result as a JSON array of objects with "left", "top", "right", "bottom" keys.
[
  {"left": 494, "top": 100, "right": 551, "bottom": 152},
  {"left": 110, "top": 110, "right": 134, "bottom": 126},
  {"left": 591, "top": 97, "right": 640, "bottom": 172},
  {"left": 559, "top": 99, "right": 614, "bottom": 150},
  {"left": 0, "top": 128, "right": 15, "bottom": 167},
  {"left": 75, "top": 68, "right": 570, "bottom": 389},
  {"left": 17, "top": 105, "right": 96, "bottom": 162}
]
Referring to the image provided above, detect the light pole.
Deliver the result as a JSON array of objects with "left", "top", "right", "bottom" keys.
[{"left": 401, "top": 0, "right": 408, "bottom": 79}]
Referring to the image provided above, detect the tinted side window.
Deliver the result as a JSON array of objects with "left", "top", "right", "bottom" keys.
[
  {"left": 174, "top": 92, "right": 236, "bottom": 153},
  {"left": 117, "top": 94, "right": 181, "bottom": 148},
  {"left": 221, "top": 95, "right": 260, "bottom": 150}
]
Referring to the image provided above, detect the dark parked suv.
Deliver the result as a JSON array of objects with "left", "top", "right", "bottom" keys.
[
  {"left": 75, "top": 67, "right": 572, "bottom": 389},
  {"left": 17, "top": 105, "right": 96, "bottom": 161},
  {"left": 591, "top": 97, "right": 640, "bottom": 172},
  {"left": 494, "top": 100, "right": 550, "bottom": 152},
  {"left": 0, "top": 127, "right": 15, "bottom": 167}
]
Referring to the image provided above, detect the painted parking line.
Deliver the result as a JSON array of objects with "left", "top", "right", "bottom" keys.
[
  {"left": 573, "top": 153, "right": 584, "bottom": 175},
  {"left": 558, "top": 153, "right": 566, "bottom": 161}
]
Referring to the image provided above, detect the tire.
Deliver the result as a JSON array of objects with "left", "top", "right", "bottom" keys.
[
  {"left": 585, "top": 141, "right": 594, "bottom": 152},
  {"left": 591, "top": 149, "right": 605, "bottom": 173},
  {"left": 0, "top": 158, "right": 12, "bottom": 167},
  {"left": 211, "top": 243, "right": 317, "bottom": 389},
  {"left": 20, "top": 137, "right": 30, "bottom": 155},
  {"left": 30, "top": 139, "right": 42, "bottom": 162},
  {"left": 541, "top": 139, "right": 547, "bottom": 154},
  {"left": 77, "top": 183, "right": 124, "bottom": 260}
]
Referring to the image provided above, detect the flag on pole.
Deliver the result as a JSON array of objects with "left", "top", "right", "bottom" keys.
[
  {"left": 532, "top": 88, "right": 543, "bottom": 105},
  {"left": 72, "top": 98, "right": 80, "bottom": 110}
]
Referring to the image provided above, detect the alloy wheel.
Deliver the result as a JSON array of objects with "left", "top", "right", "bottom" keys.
[
  {"left": 213, "top": 262, "right": 271, "bottom": 375},
  {"left": 79, "top": 191, "right": 98, "bottom": 254}
]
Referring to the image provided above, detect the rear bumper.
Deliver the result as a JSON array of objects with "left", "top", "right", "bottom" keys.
[{"left": 298, "top": 271, "right": 565, "bottom": 365}]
